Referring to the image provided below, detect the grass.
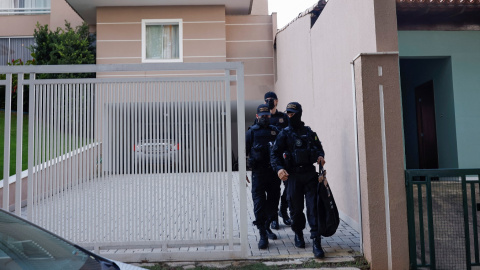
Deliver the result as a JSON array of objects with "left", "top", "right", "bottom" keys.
[
  {"left": 0, "top": 111, "right": 29, "bottom": 179},
  {"left": 142, "top": 256, "right": 370, "bottom": 270}
]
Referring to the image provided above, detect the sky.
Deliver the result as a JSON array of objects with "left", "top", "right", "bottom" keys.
[{"left": 267, "top": 0, "right": 319, "bottom": 29}]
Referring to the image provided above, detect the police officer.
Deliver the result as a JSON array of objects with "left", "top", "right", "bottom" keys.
[
  {"left": 246, "top": 104, "right": 281, "bottom": 249},
  {"left": 253, "top": 92, "right": 292, "bottom": 229},
  {"left": 270, "top": 102, "right": 326, "bottom": 258}
]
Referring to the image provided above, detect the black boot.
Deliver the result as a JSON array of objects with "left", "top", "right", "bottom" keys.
[
  {"left": 294, "top": 231, "right": 305, "bottom": 248},
  {"left": 265, "top": 226, "right": 278, "bottom": 240},
  {"left": 313, "top": 237, "right": 325, "bottom": 258},
  {"left": 258, "top": 227, "right": 269, "bottom": 249},
  {"left": 279, "top": 209, "right": 292, "bottom": 226},
  {"left": 270, "top": 219, "right": 279, "bottom": 230}
]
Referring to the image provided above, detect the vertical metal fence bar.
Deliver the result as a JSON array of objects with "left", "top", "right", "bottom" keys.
[
  {"left": 68, "top": 83, "right": 73, "bottom": 240},
  {"left": 470, "top": 180, "right": 479, "bottom": 264},
  {"left": 159, "top": 82, "right": 164, "bottom": 244},
  {"left": 133, "top": 83, "right": 138, "bottom": 241},
  {"left": 82, "top": 83, "right": 87, "bottom": 240},
  {"left": 103, "top": 83, "right": 107, "bottom": 242},
  {"left": 87, "top": 83, "right": 91, "bottom": 238},
  {"left": 3, "top": 73, "right": 13, "bottom": 211},
  {"left": 126, "top": 83, "right": 131, "bottom": 243},
  {"left": 15, "top": 73, "right": 25, "bottom": 215},
  {"left": 426, "top": 177, "right": 436, "bottom": 269},
  {"left": 115, "top": 84, "right": 119, "bottom": 235},
  {"left": 60, "top": 83, "right": 65, "bottom": 237},
  {"left": 463, "top": 175, "right": 472, "bottom": 270},
  {"left": 220, "top": 80, "right": 227, "bottom": 238},
  {"left": 416, "top": 183, "right": 426, "bottom": 266},
  {"left": 35, "top": 84, "right": 41, "bottom": 224},
  {"left": 73, "top": 82, "right": 77, "bottom": 237},
  {"left": 52, "top": 84, "right": 57, "bottom": 233},
  {"left": 27, "top": 73, "right": 35, "bottom": 221},
  {"left": 46, "top": 84, "right": 51, "bottom": 230},
  {"left": 214, "top": 80, "right": 219, "bottom": 232},
  {"left": 39, "top": 84, "right": 44, "bottom": 227},
  {"left": 198, "top": 82, "right": 204, "bottom": 239},
  {"left": 224, "top": 70, "right": 233, "bottom": 249},
  {"left": 186, "top": 82, "right": 192, "bottom": 240},
  {"left": 235, "top": 65, "right": 248, "bottom": 256},
  {"left": 207, "top": 82, "right": 212, "bottom": 237},
  {"left": 405, "top": 173, "right": 417, "bottom": 269}
]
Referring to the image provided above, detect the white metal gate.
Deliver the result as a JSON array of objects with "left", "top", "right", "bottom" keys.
[{"left": 0, "top": 62, "right": 248, "bottom": 261}]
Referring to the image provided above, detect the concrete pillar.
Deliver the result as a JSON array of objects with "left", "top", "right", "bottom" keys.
[{"left": 353, "top": 53, "right": 409, "bottom": 270}]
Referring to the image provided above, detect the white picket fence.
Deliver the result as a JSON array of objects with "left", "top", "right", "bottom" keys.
[{"left": 0, "top": 62, "right": 248, "bottom": 261}]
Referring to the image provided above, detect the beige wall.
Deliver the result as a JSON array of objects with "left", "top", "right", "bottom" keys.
[
  {"left": 250, "top": 0, "right": 268, "bottom": 15},
  {"left": 96, "top": 6, "right": 227, "bottom": 65},
  {"left": 50, "top": 0, "right": 83, "bottom": 29},
  {"left": 226, "top": 15, "right": 274, "bottom": 101},
  {"left": 275, "top": 0, "right": 407, "bottom": 269},
  {"left": 0, "top": 15, "right": 50, "bottom": 36}
]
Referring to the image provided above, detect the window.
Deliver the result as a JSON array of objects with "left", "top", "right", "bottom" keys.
[
  {"left": 0, "top": 0, "right": 51, "bottom": 15},
  {"left": 0, "top": 37, "right": 35, "bottom": 66},
  {"left": 142, "top": 19, "right": 183, "bottom": 63}
]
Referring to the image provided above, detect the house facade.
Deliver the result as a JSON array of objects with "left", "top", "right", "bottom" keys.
[
  {"left": 0, "top": 0, "right": 83, "bottom": 65},
  {"left": 66, "top": 0, "right": 275, "bottom": 107}
]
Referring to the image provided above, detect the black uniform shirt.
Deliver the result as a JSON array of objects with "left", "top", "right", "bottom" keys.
[
  {"left": 270, "top": 124, "right": 325, "bottom": 173},
  {"left": 246, "top": 124, "right": 278, "bottom": 168}
]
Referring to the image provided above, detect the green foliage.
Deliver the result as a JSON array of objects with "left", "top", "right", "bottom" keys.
[{"left": 30, "top": 21, "right": 96, "bottom": 78}]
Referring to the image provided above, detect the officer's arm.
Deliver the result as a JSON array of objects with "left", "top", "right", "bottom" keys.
[
  {"left": 312, "top": 131, "right": 326, "bottom": 166},
  {"left": 245, "top": 130, "right": 253, "bottom": 156},
  {"left": 270, "top": 131, "right": 287, "bottom": 172}
]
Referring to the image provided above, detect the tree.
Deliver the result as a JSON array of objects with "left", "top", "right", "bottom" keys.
[{"left": 30, "top": 21, "right": 96, "bottom": 78}]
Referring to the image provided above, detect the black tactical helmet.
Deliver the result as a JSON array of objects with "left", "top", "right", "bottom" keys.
[
  {"left": 257, "top": 104, "right": 271, "bottom": 116},
  {"left": 286, "top": 102, "right": 302, "bottom": 113}
]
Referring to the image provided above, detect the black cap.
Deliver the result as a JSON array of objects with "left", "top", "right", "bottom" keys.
[
  {"left": 264, "top": 91, "right": 277, "bottom": 100},
  {"left": 257, "top": 104, "right": 271, "bottom": 116},
  {"left": 286, "top": 102, "right": 302, "bottom": 113}
]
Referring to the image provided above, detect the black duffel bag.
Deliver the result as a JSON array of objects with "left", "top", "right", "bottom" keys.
[{"left": 316, "top": 167, "right": 340, "bottom": 237}]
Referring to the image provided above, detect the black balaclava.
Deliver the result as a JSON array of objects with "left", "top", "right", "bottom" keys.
[
  {"left": 264, "top": 92, "right": 277, "bottom": 110},
  {"left": 258, "top": 117, "right": 269, "bottom": 127},
  {"left": 288, "top": 111, "right": 303, "bottom": 129},
  {"left": 267, "top": 98, "right": 275, "bottom": 110}
]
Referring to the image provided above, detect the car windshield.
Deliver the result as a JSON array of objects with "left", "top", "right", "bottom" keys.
[{"left": 0, "top": 210, "right": 117, "bottom": 270}]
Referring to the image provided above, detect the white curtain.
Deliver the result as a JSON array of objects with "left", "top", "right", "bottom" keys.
[
  {"left": 0, "top": 1, "right": 14, "bottom": 9},
  {"left": 146, "top": 24, "right": 179, "bottom": 60},
  {"left": 24, "top": 0, "right": 50, "bottom": 9},
  {"left": 0, "top": 0, "right": 50, "bottom": 10}
]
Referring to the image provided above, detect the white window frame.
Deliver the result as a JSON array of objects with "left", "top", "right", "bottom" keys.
[{"left": 142, "top": 19, "right": 183, "bottom": 63}]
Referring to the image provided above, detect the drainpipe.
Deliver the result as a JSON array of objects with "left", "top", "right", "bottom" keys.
[{"left": 350, "top": 60, "right": 363, "bottom": 255}]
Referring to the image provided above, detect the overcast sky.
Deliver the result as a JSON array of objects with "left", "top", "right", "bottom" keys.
[{"left": 268, "top": 0, "right": 319, "bottom": 29}]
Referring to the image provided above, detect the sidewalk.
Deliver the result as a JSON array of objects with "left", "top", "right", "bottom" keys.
[{"left": 244, "top": 172, "right": 361, "bottom": 259}]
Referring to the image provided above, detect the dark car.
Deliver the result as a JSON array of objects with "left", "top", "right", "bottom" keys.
[{"left": 0, "top": 210, "right": 143, "bottom": 270}]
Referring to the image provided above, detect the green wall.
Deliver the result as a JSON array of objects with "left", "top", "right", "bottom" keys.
[{"left": 398, "top": 31, "right": 480, "bottom": 169}]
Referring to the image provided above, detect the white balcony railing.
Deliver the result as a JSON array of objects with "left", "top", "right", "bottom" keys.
[{"left": 0, "top": 0, "right": 50, "bottom": 15}]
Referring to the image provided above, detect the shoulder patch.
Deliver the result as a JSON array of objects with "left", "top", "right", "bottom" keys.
[{"left": 271, "top": 131, "right": 277, "bottom": 136}]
